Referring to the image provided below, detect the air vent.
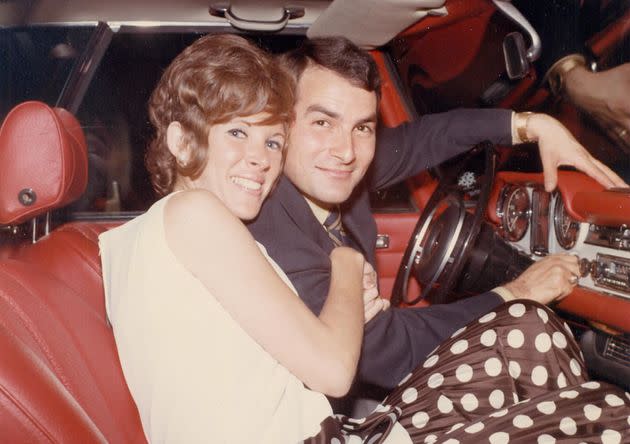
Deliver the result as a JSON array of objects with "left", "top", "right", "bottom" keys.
[{"left": 603, "top": 335, "right": 630, "bottom": 366}]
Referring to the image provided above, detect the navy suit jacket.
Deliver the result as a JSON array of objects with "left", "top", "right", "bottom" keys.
[{"left": 248, "top": 108, "right": 514, "bottom": 388}]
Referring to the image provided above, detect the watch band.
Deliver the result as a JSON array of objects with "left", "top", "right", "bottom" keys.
[
  {"left": 515, "top": 111, "right": 534, "bottom": 144},
  {"left": 544, "top": 54, "right": 587, "bottom": 96}
]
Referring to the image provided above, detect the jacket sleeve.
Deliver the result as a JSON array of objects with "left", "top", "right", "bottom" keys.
[
  {"left": 367, "top": 108, "right": 513, "bottom": 191},
  {"left": 359, "top": 293, "right": 503, "bottom": 389}
]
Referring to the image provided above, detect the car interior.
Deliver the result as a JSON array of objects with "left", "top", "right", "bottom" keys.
[{"left": 1, "top": 0, "right": 629, "bottom": 441}]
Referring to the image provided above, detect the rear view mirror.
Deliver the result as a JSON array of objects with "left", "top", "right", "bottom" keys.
[
  {"left": 492, "top": 0, "right": 541, "bottom": 80},
  {"left": 503, "top": 31, "right": 530, "bottom": 79}
]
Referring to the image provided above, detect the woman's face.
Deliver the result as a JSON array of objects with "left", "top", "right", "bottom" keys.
[{"left": 193, "top": 113, "right": 286, "bottom": 220}]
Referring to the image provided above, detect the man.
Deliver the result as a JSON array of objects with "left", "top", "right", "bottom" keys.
[{"left": 248, "top": 37, "right": 625, "bottom": 389}]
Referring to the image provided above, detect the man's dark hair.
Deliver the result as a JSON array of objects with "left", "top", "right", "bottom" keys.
[{"left": 281, "top": 36, "right": 381, "bottom": 101}]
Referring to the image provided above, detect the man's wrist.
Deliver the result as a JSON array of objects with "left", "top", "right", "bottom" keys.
[
  {"left": 511, "top": 111, "right": 536, "bottom": 144},
  {"left": 544, "top": 54, "right": 587, "bottom": 97},
  {"left": 492, "top": 286, "right": 516, "bottom": 301}
]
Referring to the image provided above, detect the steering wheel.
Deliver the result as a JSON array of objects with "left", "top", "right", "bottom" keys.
[{"left": 391, "top": 143, "right": 497, "bottom": 306}]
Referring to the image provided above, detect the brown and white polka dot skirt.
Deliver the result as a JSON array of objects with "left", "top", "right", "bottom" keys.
[{"left": 304, "top": 300, "right": 630, "bottom": 443}]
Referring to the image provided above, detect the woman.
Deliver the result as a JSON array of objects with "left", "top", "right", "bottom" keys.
[
  {"left": 100, "top": 34, "right": 629, "bottom": 444},
  {"left": 100, "top": 33, "right": 371, "bottom": 443}
]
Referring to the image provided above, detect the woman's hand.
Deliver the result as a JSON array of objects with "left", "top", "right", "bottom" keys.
[
  {"left": 362, "top": 261, "right": 390, "bottom": 324},
  {"left": 329, "top": 246, "right": 365, "bottom": 281},
  {"left": 503, "top": 254, "right": 580, "bottom": 304}
]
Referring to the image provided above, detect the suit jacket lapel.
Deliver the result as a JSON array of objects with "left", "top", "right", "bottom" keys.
[
  {"left": 341, "top": 185, "right": 375, "bottom": 262},
  {"left": 274, "top": 176, "right": 335, "bottom": 251},
  {"left": 273, "top": 175, "right": 376, "bottom": 262}
]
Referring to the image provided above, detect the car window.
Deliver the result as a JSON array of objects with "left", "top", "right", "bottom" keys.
[
  {"left": 72, "top": 32, "right": 204, "bottom": 214},
  {"left": 2, "top": 26, "right": 410, "bottom": 216},
  {"left": 71, "top": 31, "right": 303, "bottom": 215},
  {"left": 0, "top": 27, "right": 93, "bottom": 119},
  {"left": 1, "top": 26, "right": 304, "bottom": 217}
]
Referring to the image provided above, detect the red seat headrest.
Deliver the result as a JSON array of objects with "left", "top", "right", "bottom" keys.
[{"left": 0, "top": 101, "right": 88, "bottom": 225}]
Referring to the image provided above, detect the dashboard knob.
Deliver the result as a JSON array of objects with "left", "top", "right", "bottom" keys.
[
  {"left": 579, "top": 258, "right": 591, "bottom": 277},
  {"left": 590, "top": 261, "right": 603, "bottom": 279}
]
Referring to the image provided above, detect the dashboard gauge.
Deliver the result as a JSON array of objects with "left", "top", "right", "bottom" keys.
[
  {"left": 496, "top": 185, "right": 530, "bottom": 241},
  {"left": 553, "top": 195, "right": 580, "bottom": 249}
]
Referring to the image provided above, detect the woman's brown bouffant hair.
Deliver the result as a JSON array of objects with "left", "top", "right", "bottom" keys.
[{"left": 146, "top": 34, "right": 295, "bottom": 196}]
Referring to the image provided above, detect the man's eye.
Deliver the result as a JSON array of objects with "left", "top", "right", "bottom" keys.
[
  {"left": 356, "top": 124, "right": 374, "bottom": 134},
  {"left": 314, "top": 120, "right": 330, "bottom": 127},
  {"left": 228, "top": 128, "right": 246, "bottom": 138}
]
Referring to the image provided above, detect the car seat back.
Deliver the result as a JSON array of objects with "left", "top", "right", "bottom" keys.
[{"left": 0, "top": 101, "right": 145, "bottom": 442}]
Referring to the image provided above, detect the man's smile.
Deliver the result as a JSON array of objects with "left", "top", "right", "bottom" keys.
[{"left": 316, "top": 166, "right": 354, "bottom": 179}]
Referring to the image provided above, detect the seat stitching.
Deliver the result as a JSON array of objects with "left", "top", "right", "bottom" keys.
[
  {"left": 0, "top": 325, "right": 61, "bottom": 444},
  {"left": 0, "top": 284, "right": 74, "bottom": 399}
]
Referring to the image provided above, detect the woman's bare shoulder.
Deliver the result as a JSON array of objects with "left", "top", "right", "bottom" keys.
[{"left": 164, "top": 189, "right": 252, "bottom": 251}]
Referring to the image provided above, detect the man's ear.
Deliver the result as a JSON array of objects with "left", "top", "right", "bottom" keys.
[{"left": 166, "top": 121, "right": 189, "bottom": 163}]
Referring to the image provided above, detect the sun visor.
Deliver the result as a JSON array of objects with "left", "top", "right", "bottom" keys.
[
  {"left": 0, "top": 0, "right": 32, "bottom": 27},
  {"left": 307, "top": 0, "right": 447, "bottom": 48}
]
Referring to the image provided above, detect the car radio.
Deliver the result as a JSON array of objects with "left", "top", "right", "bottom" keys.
[{"left": 580, "top": 253, "right": 630, "bottom": 294}]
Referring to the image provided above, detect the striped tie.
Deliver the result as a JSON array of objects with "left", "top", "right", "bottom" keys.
[{"left": 323, "top": 207, "right": 349, "bottom": 247}]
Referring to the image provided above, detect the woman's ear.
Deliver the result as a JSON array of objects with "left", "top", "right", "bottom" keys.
[{"left": 166, "top": 121, "right": 189, "bottom": 164}]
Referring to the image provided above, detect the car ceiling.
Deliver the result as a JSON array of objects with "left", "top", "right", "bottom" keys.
[{"left": 1, "top": 0, "right": 446, "bottom": 48}]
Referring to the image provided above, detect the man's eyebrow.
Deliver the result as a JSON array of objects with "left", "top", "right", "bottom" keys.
[
  {"left": 356, "top": 113, "right": 378, "bottom": 126},
  {"left": 306, "top": 105, "right": 377, "bottom": 126},
  {"left": 305, "top": 104, "right": 340, "bottom": 119}
]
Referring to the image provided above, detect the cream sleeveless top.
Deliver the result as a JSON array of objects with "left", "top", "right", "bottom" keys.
[{"left": 99, "top": 193, "right": 332, "bottom": 443}]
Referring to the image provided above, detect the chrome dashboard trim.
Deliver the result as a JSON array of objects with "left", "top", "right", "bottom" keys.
[
  {"left": 530, "top": 188, "right": 550, "bottom": 255},
  {"left": 586, "top": 224, "right": 630, "bottom": 251}
]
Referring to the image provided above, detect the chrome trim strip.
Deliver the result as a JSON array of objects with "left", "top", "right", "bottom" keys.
[{"left": 1, "top": 21, "right": 310, "bottom": 32}]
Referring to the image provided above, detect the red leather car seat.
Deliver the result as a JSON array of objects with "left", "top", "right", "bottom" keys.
[
  {"left": 0, "top": 101, "right": 145, "bottom": 443},
  {"left": 16, "top": 221, "right": 118, "bottom": 314},
  {"left": 0, "top": 102, "right": 87, "bottom": 225}
]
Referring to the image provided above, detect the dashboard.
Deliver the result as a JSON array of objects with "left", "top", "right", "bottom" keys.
[
  {"left": 496, "top": 183, "right": 630, "bottom": 300},
  {"left": 487, "top": 171, "right": 630, "bottom": 333}
]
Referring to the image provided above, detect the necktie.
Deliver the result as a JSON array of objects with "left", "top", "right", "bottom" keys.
[{"left": 323, "top": 207, "right": 349, "bottom": 247}]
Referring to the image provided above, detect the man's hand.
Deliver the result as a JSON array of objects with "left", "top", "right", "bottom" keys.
[
  {"left": 565, "top": 63, "right": 630, "bottom": 140},
  {"left": 503, "top": 254, "right": 580, "bottom": 304},
  {"left": 362, "top": 261, "right": 390, "bottom": 323},
  {"left": 523, "top": 113, "right": 627, "bottom": 192}
]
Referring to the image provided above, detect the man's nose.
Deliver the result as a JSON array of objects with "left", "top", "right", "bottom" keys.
[{"left": 329, "top": 130, "right": 356, "bottom": 163}]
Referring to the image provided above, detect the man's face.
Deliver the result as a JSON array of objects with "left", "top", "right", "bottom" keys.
[{"left": 283, "top": 66, "right": 377, "bottom": 207}]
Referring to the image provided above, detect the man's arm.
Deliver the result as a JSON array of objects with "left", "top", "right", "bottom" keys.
[
  {"left": 368, "top": 108, "right": 625, "bottom": 192},
  {"left": 360, "top": 293, "right": 503, "bottom": 388},
  {"left": 367, "top": 108, "right": 513, "bottom": 191},
  {"left": 248, "top": 183, "right": 505, "bottom": 388}
]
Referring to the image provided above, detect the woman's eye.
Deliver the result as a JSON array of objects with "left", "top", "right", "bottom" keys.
[
  {"left": 266, "top": 140, "right": 283, "bottom": 151},
  {"left": 228, "top": 128, "right": 246, "bottom": 138}
]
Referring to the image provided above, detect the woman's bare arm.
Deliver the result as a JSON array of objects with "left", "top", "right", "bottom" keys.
[{"left": 164, "top": 189, "right": 364, "bottom": 396}]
